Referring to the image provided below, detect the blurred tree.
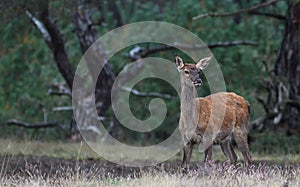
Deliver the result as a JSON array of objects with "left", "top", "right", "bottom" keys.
[
  {"left": 0, "top": 0, "right": 117, "bottom": 138},
  {"left": 260, "top": 0, "right": 300, "bottom": 134},
  {"left": 193, "top": 0, "right": 300, "bottom": 134},
  {"left": 26, "top": 1, "right": 115, "bottom": 116}
]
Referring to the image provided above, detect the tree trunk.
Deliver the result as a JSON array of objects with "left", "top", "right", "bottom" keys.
[
  {"left": 29, "top": 2, "right": 117, "bottom": 138},
  {"left": 38, "top": 7, "right": 75, "bottom": 89},
  {"left": 72, "top": 4, "right": 115, "bottom": 116},
  {"left": 264, "top": 1, "right": 300, "bottom": 134}
]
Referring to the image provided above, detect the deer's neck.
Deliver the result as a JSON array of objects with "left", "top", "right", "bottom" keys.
[{"left": 180, "top": 73, "right": 198, "bottom": 126}]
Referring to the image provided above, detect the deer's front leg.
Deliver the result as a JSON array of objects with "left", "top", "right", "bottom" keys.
[
  {"left": 182, "top": 141, "right": 194, "bottom": 172},
  {"left": 204, "top": 144, "right": 213, "bottom": 163}
]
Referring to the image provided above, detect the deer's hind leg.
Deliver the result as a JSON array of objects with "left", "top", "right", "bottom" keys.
[
  {"left": 220, "top": 138, "right": 237, "bottom": 164},
  {"left": 233, "top": 126, "right": 252, "bottom": 166}
]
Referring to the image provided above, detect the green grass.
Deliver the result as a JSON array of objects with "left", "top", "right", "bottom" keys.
[
  {"left": 0, "top": 139, "right": 99, "bottom": 160},
  {"left": 1, "top": 137, "right": 300, "bottom": 163}
]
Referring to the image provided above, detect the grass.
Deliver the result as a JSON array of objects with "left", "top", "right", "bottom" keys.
[
  {"left": 1, "top": 137, "right": 300, "bottom": 186},
  {"left": 110, "top": 167, "right": 300, "bottom": 187},
  {"left": 1, "top": 138, "right": 300, "bottom": 163},
  {"left": 0, "top": 138, "right": 99, "bottom": 159},
  {"left": 1, "top": 164, "right": 300, "bottom": 187}
]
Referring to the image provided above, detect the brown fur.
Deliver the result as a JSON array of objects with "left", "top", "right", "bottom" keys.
[
  {"left": 196, "top": 92, "right": 249, "bottom": 136},
  {"left": 181, "top": 92, "right": 252, "bottom": 170},
  {"left": 175, "top": 55, "right": 252, "bottom": 171}
]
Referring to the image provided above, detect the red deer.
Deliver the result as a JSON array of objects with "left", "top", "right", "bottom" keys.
[{"left": 174, "top": 54, "right": 251, "bottom": 171}]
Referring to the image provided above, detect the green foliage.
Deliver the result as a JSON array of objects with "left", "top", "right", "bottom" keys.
[
  {"left": 251, "top": 131, "right": 300, "bottom": 155},
  {"left": 0, "top": 0, "right": 291, "bottom": 153},
  {"left": 0, "top": 8, "right": 73, "bottom": 139}
]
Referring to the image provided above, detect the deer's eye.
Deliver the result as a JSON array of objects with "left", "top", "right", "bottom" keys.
[{"left": 184, "top": 70, "right": 189, "bottom": 74}]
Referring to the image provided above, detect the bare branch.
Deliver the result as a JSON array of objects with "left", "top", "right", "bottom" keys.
[
  {"left": 26, "top": 7, "right": 75, "bottom": 89},
  {"left": 248, "top": 11, "right": 285, "bottom": 20},
  {"left": 193, "top": 0, "right": 282, "bottom": 20},
  {"left": 6, "top": 119, "right": 60, "bottom": 129},
  {"left": 286, "top": 99, "right": 300, "bottom": 110},
  {"left": 48, "top": 90, "right": 72, "bottom": 96},
  {"left": 140, "top": 45, "right": 173, "bottom": 58},
  {"left": 249, "top": 112, "right": 279, "bottom": 131},
  {"left": 26, "top": 10, "right": 52, "bottom": 45},
  {"left": 51, "top": 106, "right": 109, "bottom": 122},
  {"left": 48, "top": 84, "right": 72, "bottom": 97},
  {"left": 81, "top": 125, "right": 102, "bottom": 136},
  {"left": 129, "top": 41, "right": 258, "bottom": 61},
  {"left": 256, "top": 97, "right": 268, "bottom": 113},
  {"left": 261, "top": 60, "right": 271, "bottom": 74},
  {"left": 207, "top": 40, "right": 258, "bottom": 48},
  {"left": 120, "top": 86, "right": 177, "bottom": 100},
  {"left": 52, "top": 106, "right": 73, "bottom": 111}
]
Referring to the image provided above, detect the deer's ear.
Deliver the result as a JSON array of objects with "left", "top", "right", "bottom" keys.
[
  {"left": 196, "top": 55, "right": 212, "bottom": 70},
  {"left": 175, "top": 54, "right": 184, "bottom": 70}
]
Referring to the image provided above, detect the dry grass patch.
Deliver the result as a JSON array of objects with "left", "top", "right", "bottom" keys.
[{"left": 1, "top": 160, "right": 300, "bottom": 187}]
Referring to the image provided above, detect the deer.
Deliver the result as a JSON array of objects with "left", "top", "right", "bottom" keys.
[{"left": 174, "top": 54, "right": 252, "bottom": 171}]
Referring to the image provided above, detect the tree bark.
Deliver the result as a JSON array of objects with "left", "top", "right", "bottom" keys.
[
  {"left": 262, "top": 0, "right": 300, "bottom": 134},
  {"left": 27, "top": 2, "right": 117, "bottom": 138},
  {"left": 37, "top": 8, "right": 75, "bottom": 89},
  {"left": 274, "top": 1, "right": 300, "bottom": 133},
  {"left": 72, "top": 4, "right": 115, "bottom": 116}
]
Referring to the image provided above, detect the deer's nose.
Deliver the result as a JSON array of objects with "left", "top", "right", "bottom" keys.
[{"left": 193, "top": 78, "right": 202, "bottom": 86}]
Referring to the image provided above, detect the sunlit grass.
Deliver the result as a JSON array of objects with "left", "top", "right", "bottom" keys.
[{"left": 1, "top": 164, "right": 300, "bottom": 187}]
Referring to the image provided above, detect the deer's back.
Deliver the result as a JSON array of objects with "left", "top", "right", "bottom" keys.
[{"left": 196, "top": 92, "right": 250, "bottom": 136}]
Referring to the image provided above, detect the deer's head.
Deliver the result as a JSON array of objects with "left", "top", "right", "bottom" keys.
[{"left": 174, "top": 54, "right": 212, "bottom": 86}]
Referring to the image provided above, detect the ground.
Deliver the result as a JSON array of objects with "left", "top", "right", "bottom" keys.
[
  {"left": 1, "top": 155, "right": 300, "bottom": 186},
  {"left": 1, "top": 140, "right": 300, "bottom": 186}
]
